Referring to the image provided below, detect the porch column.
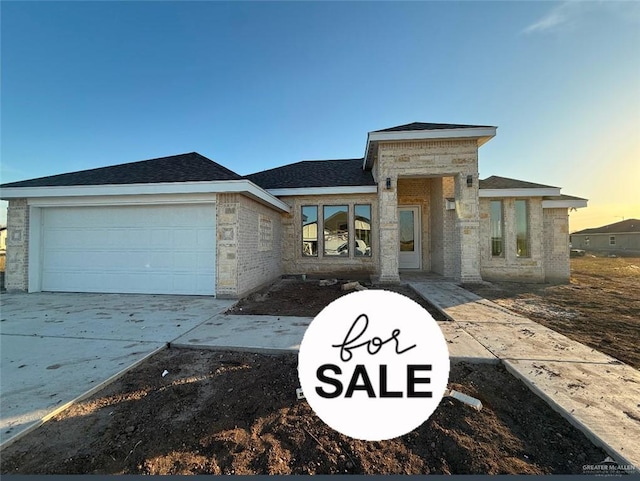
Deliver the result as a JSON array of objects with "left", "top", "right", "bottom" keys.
[
  {"left": 378, "top": 175, "right": 400, "bottom": 283},
  {"left": 455, "top": 172, "right": 482, "bottom": 283},
  {"left": 5, "top": 199, "right": 29, "bottom": 292}
]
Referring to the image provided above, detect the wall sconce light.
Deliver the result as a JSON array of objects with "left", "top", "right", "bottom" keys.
[
  {"left": 386, "top": 177, "right": 392, "bottom": 190},
  {"left": 466, "top": 175, "right": 473, "bottom": 187}
]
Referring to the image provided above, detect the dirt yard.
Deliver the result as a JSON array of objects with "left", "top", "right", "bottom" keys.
[
  {"left": 227, "top": 278, "right": 448, "bottom": 321},
  {"left": 0, "top": 349, "right": 606, "bottom": 475},
  {"left": 465, "top": 256, "right": 640, "bottom": 369}
]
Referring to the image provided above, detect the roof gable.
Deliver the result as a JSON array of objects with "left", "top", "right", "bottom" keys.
[
  {"left": 573, "top": 219, "right": 640, "bottom": 235},
  {"left": 246, "top": 158, "right": 376, "bottom": 190},
  {"left": 479, "top": 176, "right": 558, "bottom": 190},
  {"left": 0, "top": 152, "right": 242, "bottom": 188},
  {"left": 375, "top": 122, "right": 495, "bottom": 132}
]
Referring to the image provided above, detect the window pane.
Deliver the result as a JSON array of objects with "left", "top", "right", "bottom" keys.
[
  {"left": 302, "top": 206, "right": 318, "bottom": 256},
  {"left": 399, "top": 210, "right": 415, "bottom": 252},
  {"left": 490, "top": 200, "right": 503, "bottom": 257},
  {"left": 354, "top": 204, "right": 371, "bottom": 257},
  {"left": 324, "top": 205, "right": 349, "bottom": 256},
  {"left": 515, "top": 200, "right": 529, "bottom": 257}
]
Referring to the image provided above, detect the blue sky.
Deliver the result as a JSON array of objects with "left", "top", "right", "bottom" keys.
[{"left": 1, "top": 1, "right": 639, "bottom": 231}]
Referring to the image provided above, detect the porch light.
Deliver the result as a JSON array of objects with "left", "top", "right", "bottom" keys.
[
  {"left": 466, "top": 175, "right": 473, "bottom": 187},
  {"left": 386, "top": 177, "right": 392, "bottom": 190}
]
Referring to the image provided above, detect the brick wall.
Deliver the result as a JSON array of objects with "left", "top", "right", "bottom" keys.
[
  {"left": 375, "top": 139, "right": 480, "bottom": 282},
  {"left": 216, "top": 194, "right": 283, "bottom": 298},
  {"left": 479, "top": 197, "right": 546, "bottom": 282},
  {"left": 5, "top": 199, "right": 29, "bottom": 291},
  {"left": 543, "top": 208, "right": 570, "bottom": 282},
  {"left": 279, "top": 193, "right": 378, "bottom": 277}
]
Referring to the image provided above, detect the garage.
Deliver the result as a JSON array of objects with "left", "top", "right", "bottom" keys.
[{"left": 39, "top": 204, "right": 216, "bottom": 295}]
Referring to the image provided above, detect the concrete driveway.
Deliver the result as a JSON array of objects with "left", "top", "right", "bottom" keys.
[{"left": 0, "top": 292, "right": 233, "bottom": 445}]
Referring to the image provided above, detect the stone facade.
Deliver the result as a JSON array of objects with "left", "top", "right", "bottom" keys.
[
  {"left": 479, "top": 197, "right": 547, "bottom": 282},
  {"left": 543, "top": 208, "right": 570, "bottom": 282},
  {"left": 373, "top": 139, "right": 481, "bottom": 283},
  {"left": 5, "top": 199, "right": 29, "bottom": 291},
  {"left": 279, "top": 193, "right": 378, "bottom": 277},
  {"left": 216, "top": 194, "right": 283, "bottom": 298}
]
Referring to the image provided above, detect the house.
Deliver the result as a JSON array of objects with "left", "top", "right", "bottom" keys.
[
  {"left": 0, "top": 122, "right": 587, "bottom": 298},
  {"left": 571, "top": 219, "right": 640, "bottom": 256}
]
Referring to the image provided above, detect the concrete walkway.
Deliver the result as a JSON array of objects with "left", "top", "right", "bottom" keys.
[{"left": 406, "top": 279, "right": 640, "bottom": 470}]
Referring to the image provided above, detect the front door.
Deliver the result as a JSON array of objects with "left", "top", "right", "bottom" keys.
[{"left": 398, "top": 206, "right": 421, "bottom": 269}]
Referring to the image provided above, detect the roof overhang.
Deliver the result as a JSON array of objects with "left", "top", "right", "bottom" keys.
[
  {"left": 542, "top": 198, "right": 588, "bottom": 209},
  {"left": 479, "top": 187, "right": 561, "bottom": 198},
  {"left": 0, "top": 180, "right": 291, "bottom": 213},
  {"left": 267, "top": 185, "right": 378, "bottom": 197},
  {"left": 364, "top": 126, "right": 497, "bottom": 170}
]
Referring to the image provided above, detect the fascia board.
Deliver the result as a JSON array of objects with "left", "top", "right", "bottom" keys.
[
  {"left": 268, "top": 186, "right": 378, "bottom": 197},
  {"left": 479, "top": 187, "right": 561, "bottom": 197}
]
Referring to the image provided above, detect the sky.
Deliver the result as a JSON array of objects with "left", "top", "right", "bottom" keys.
[{"left": 1, "top": 1, "right": 639, "bottom": 232}]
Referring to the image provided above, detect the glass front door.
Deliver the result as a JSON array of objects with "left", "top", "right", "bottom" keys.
[{"left": 398, "top": 206, "right": 421, "bottom": 269}]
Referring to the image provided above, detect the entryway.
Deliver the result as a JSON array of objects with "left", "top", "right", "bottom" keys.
[{"left": 398, "top": 206, "right": 421, "bottom": 269}]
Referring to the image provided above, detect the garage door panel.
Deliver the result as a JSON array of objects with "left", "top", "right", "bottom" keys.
[{"left": 41, "top": 205, "right": 216, "bottom": 295}]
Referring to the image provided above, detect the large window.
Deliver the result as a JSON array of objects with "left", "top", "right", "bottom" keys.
[
  {"left": 490, "top": 200, "right": 503, "bottom": 257},
  {"left": 515, "top": 200, "right": 530, "bottom": 257},
  {"left": 323, "top": 205, "right": 349, "bottom": 256},
  {"left": 354, "top": 205, "right": 372, "bottom": 256},
  {"left": 302, "top": 206, "right": 318, "bottom": 256}
]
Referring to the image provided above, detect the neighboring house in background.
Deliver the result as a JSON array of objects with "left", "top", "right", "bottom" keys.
[
  {"left": 571, "top": 219, "right": 640, "bottom": 256},
  {"left": 0, "top": 226, "right": 7, "bottom": 252},
  {"left": 0, "top": 122, "right": 587, "bottom": 298}
]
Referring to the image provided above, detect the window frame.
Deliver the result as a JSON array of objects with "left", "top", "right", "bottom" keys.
[
  {"left": 301, "top": 205, "right": 318, "bottom": 257},
  {"left": 490, "top": 200, "right": 504, "bottom": 257},
  {"left": 354, "top": 204, "right": 372, "bottom": 257},
  {"left": 323, "top": 204, "right": 350, "bottom": 257},
  {"left": 515, "top": 199, "right": 530, "bottom": 258},
  {"left": 609, "top": 236, "right": 616, "bottom": 246}
]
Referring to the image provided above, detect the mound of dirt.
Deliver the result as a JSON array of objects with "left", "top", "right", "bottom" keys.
[{"left": 1, "top": 349, "right": 605, "bottom": 475}]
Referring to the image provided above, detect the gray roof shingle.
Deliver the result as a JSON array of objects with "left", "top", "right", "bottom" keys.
[
  {"left": 0, "top": 152, "right": 241, "bottom": 188},
  {"left": 573, "top": 219, "right": 640, "bottom": 235},
  {"left": 479, "top": 175, "right": 558, "bottom": 190},
  {"left": 375, "top": 122, "right": 495, "bottom": 132},
  {"left": 246, "top": 159, "right": 376, "bottom": 190}
]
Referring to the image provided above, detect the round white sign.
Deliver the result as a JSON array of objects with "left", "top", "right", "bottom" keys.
[{"left": 298, "top": 289, "right": 450, "bottom": 441}]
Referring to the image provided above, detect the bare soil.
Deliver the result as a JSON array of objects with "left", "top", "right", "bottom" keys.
[
  {"left": 227, "top": 278, "right": 448, "bottom": 321},
  {"left": 1, "top": 349, "right": 605, "bottom": 475},
  {"left": 465, "top": 256, "right": 640, "bottom": 369}
]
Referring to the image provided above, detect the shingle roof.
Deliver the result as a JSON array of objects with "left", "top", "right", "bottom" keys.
[
  {"left": 375, "top": 122, "right": 495, "bottom": 132},
  {"left": 246, "top": 159, "right": 376, "bottom": 190},
  {"left": 572, "top": 219, "right": 640, "bottom": 235},
  {"left": 479, "top": 175, "right": 558, "bottom": 190},
  {"left": 0, "top": 152, "right": 241, "bottom": 188}
]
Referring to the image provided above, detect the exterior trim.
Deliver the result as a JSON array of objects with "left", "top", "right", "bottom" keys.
[
  {"left": 267, "top": 185, "right": 378, "bottom": 197},
  {"left": 367, "top": 127, "right": 497, "bottom": 144},
  {"left": 479, "top": 187, "right": 561, "bottom": 198},
  {"left": 1, "top": 180, "right": 291, "bottom": 213},
  {"left": 542, "top": 199, "right": 588, "bottom": 209}
]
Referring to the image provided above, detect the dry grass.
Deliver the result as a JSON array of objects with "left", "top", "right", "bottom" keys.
[{"left": 571, "top": 255, "right": 640, "bottom": 279}]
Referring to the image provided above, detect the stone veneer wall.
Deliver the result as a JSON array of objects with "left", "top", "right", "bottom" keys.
[
  {"left": 543, "top": 208, "right": 570, "bottom": 283},
  {"left": 216, "top": 193, "right": 283, "bottom": 298},
  {"left": 279, "top": 193, "right": 378, "bottom": 276},
  {"left": 375, "top": 139, "right": 481, "bottom": 282},
  {"left": 5, "top": 199, "right": 29, "bottom": 291},
  {"left": 479, "top": 197, "right": 546, "bottom": 282}
]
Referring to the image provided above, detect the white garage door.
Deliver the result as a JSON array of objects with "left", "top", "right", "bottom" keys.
[{"left": 41, "top": 204, "right": 216, "bottom": 295}]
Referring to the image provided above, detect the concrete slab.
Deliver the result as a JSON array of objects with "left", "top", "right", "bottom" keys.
[
  {"left": 456, "top": 320, "right": 617, "bottom": 364},
  {"left": 1, "top": 292, "right": 234, "bottom": 342},
  {"left": 0, "top": 292, "right": 233, "bottom": 446},
  {"left": 437, "top": 322, "right": 498, "bottom": 364},
  {"left": 504, "top": 359, "right": 640, "bottom": 468},
  {"left": 173, "top": 314, "right": 312, "bottom": 353}
]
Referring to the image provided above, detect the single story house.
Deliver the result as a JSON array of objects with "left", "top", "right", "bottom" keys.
[
  {"left": 0, "top": 122, "right": 587, "bottom": 298},
  {"left": 571, "top": 219, "right": 640, "bottom": 256}
]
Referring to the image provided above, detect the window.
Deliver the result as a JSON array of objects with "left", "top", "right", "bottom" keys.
[
  {"left": 609, "top": 236, "right": 616, "bottom": 246},
  {"left": 585, "top": 236, "right": 590, "bottom": 246},
  {"left": 302, "top": 206, "right": 318, "bottom": 256},
  {"left": 490, "top": 200, "right": 504, "bottom": 257},
  {"left": 354, "top": 204, "right": 372, "bottom": 256},
  {"left": 515, "top": 200, "right": 530, "bottom": 257},
  {"left": 323, "top": 205, "right": 349, "bottom": 256}
]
